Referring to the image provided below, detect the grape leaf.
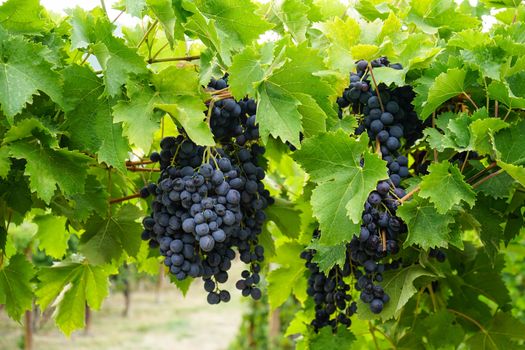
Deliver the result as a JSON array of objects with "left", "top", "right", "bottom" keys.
[
  {"left": 267, "top": 242, "right": 307, "bottom": 310},
  {"left": 471, "top": 194, "right": 505, "bottom": 261},
  {"left": 0, "top": 0, "right": 49, "bottom": 34},
  {"left": 169, "top": 275, "right": 193, "bottom": 296},
  {"left": 358, "top": 265, "right": 435, "bottom": 320},
  {"left": 193, "top": 0, "right": 272, "bottom": 50},
  {"left": 113, "top": 79, "right": 161, "bottom": 151},
  {"left": 265, "top": 198, "right": 301, "bottom": 239},
  {"left": 34, "top": 214, "right": 69, "bottom": 259},
  {"left": 69, "top": 175, "right": 109, "bottom": 223},
  {"left": 488, "top": 80, "right": 525, "bottom": 110},
  {"left": 0, "top": 29, "right": 63, "bottom": 121},
  {"left": 62, "top": 65, "right": 129, "bottom": 172},
  {"left": 257, "top": 82, "right": 303, "bottom": 146},
  {"left": 295, "top": 93, "right": 327, "bottom": 137},
  {"left": 372, "top": 66, "right": 406, "bottom": 86},
  {"left": 419, "top": 162, "right": 476, "bottom": 214},
  {"left": 309, "top": 242, "right": 346, "bottom": 273},
  {"left": 153, "top": 66, "right": 214, "bottom": 146},
  {"left": 0, "top": 147, "right": 10, "bottom": 178},
  {"left": 294, "top": 131, "right": 387, "bottom": 246},
  {"left": 36, "top": 261, "right": 109, "bottom": 336},
  {"left": 398, "top": 196, "right": 455, "bottom": 249},
  {"left": 317, "top": 16, "right": 360, "bottom": 72},
  {"left": 146, "top": 0, "right": 176, "bottom": 45},
  {"left": 270, "top": 0, "right": 310, "bottom": 43},
  {"left": 310, "top": 325, "right": 355, "bottom": 349},
  {"left": 420, "top": 68, "right": 467, "bottom": 119},
  {"left": 8, "top": 142, "right": 91, "bottom": 204},
  {"left": 467, "top": 312, "right": 525, "bottom": 350},
  {"left": 494, "top": 119, "right": 525, "bottom": 166},
  {"left": 0, "top": 254, "right": 34, "bottom": 321},
  {"left": 228, "top": 45, "right": 265, "bottom": 98},
  {"left": 257, "top": 43, "right": 335, "bottom": 147},
  {"left": 469, "top": 117, "right": 509, "bottom": 156},
  {"left": 80, "top": 204, "right": 142, "bottom": 264}
]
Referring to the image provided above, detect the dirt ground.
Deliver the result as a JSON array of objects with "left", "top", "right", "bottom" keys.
[{"left": 0, "top": 269, "right": 247, "bottom": 350}]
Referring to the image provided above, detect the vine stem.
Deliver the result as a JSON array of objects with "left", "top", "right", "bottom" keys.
[
  {"left": 447, "top": 309, "right": 497, "bottom": 348},
  {"left": 137, "top": 20, "right": 159, "bottom": 49},
  {"left": 431, "top": 112, "right": 438, "bottom": 162},
  {"left": 399, "top": 186, "right": 420, "bottom": 204},
  {"left": 460, "top": 150, "right": 470, "bottom": 173},
  {"left": 427, "top": 283, "right": 437, "bottom": 312},
  {"left": 126, "top": 167, "right": 161, "bottom": 172},
  {"left": 472, "top": 169, "right": 504, "bottom": 188},
  {"left": 126, "top": 160, "right": 154, "bottom": 166},
  {"left": 147, "top": 55, "right": 200, "bottom": 64},
  {"left": 368, "top": 322, "right": 381, "bottom": 350},
  {"left": 375, "top": 136, "right": 382, "bottom": 156},
  {"left": 466, "top": 162, "right": 497, "bottom": 182},
  {"left": 367, "top": 64, "right": 385, "bottom": 112},
  {"left": 462, "top": 92, "right": 479, "bottom": 110},
  {"left": 372, "top": 326, "right": 398, "bottom": 350},
  {"left": 109, "top": 193, "right": 141, "bottom": 204}
]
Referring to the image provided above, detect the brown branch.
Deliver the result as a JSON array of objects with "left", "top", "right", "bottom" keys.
[
  {"left": 381, "top": 229, "right": 387, "bottom": 252},
  {"left": 472, "top": 169, "right": 504, "bottom": 188},
  {"left": 399, "top": 186, "right": 420, "bottom": 204},
  {"left": 109, "top": 193, "right": 141, "bottom": 204},
  {"left": 367, "top": 64, "right": 385, "bottom": 112},
  {"left": 147, "top": 55, "right": 200, "bottom": 64},
  {"left": 462, "top": 92, "right": 479, "bottom": 110},
  {"left": 126, "top": 167, "right": 161, "bottom": 172},
  {"left": 466, "top": 162, "right": 497, "bottom": 183},
  {"left": 126, "top": 160, "right": 155, "bottom": 166},
  {"left": 375, "top": 136, "right": 382, "bottom": 156}
]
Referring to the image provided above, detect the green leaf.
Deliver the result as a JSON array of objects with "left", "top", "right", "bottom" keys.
[
  {"left": 471, "top": 194, "right": 505, "bottom": 261},
  {"left": 193, "top": 0, "right": 272, "bottom": 50},
  {"left": 419, "top": 162, "right": 476, "bottom": 214},
  {"left": 420, "top": 68, "right": 467, "bottom": 119},
  {"left": 93, "top": 38, "right": 148, "bottom": 96},
  {"left": 398, "top": 196, "right": 455, "bottom": 249},
  {"left": 9, "top": 142, "right": 91, "bottom": 204},
  {"left": 294, "top": 131, "right": 387, "bottom": 246},
  {"left": 295, "top": 93, "right": 327, "bottom": 137},
  {"left": 469, "top": 117, "right": 509, "bottom": 156},
  {"left": 494, "top": 119, "right": 525, "bottom": 166},
  {"left": 113, "top": 79, "right": 161, "bottom": 151},
  {"left": 371, "top": 66, "right": 406, "bottom": 87},
  {"left": 69, "top": 175, "right": 110, "bottom": 222},
  {"left": 271, "top": 0, "right": 310, "bottom": 42},
  {"left": 80, "top": 204, "right": 142, "bottom": 264},
  {"left": 169, "top": 275, "right": 193, "bottom": 296},
  {"left": 488, "top": 80, "right": 525, "bottom": 110},
  {"left": 0, "top": 0, "right": 49, "bottom": 34},
  {"left": 34, "top": 215, "right": 69, "bottom": 259},
  {"left": 467, "top": 312, "right": 525, "bottom": 349},
  {"left": 358, "top": 265, "right": 435, "bottom": 320},
  {"left": 310, "top": 325, "right": 355, "bottom": 349},
  {"left": 267, "top": 242, "right": 307, "bottom": 310},
  {"left": 156, "top": 98, "right": 214, "bottom": 147},
  {"left": 265, "top": 198, "right": 301, "bottom": 239},
  {"left": 318, "top": 17, "right": 360, "bottom": 72},
  {"left": 0, "top": 254, "right": 34, "bottom": 321},
  {"left": 153, "top": 66, "right": 214, "bottom": 146},
  {"left": 310, "top": 242, "right": 346, "bottom": 273},
  {"left": 62, "top": 65, "right": 129, "bottom": 172},
  {"left": 0, "top": 30, "right": 63, "bottom": 121},
  {"left": 146, "top": 0, "right": 176, "bottom": 45},
  {"left": 0, "top": 147, "right": 10, "bottom": 178},
  {"left": 36, "top": 261, "right": 109, "bottom": 336},
  {"left": 257, "top": 82, "right": 302, "bottom": 146},
  {"left": 228, "top": 45, "right": 265, "bottom": 98},
  {"left": 257, "top": 43, "right": 334, "bottom": 146}
]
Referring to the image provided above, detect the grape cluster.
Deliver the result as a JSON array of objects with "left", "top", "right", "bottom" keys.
[
  {"left": 207, "top": 76, "right": 259, "bottom": 145},
  {"left": 302, "top": 58, "right": 424, "bottom": 330},
  {"left": 140, "top": 76, "right": 272, "bottom": 304},
  {"left": 301, "top": 235, "right": 356, "bottom": 332}
]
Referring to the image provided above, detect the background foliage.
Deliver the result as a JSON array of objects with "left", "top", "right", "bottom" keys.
[{"left": 0, "top": 0, "right": 524, "bottom": 348}]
